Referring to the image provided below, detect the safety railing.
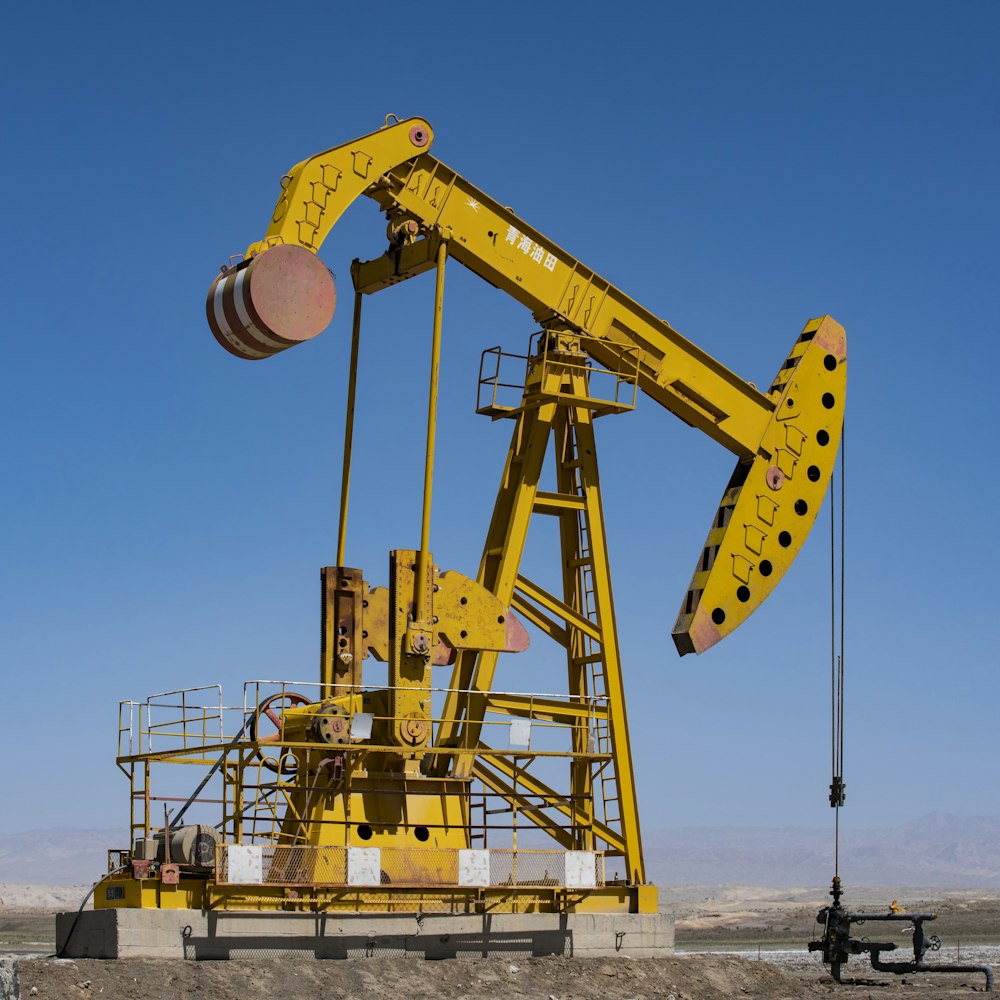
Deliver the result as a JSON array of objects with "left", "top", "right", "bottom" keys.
[
  {"left": 240, "top": 679, "right": 609, "bottom": 758},
  {"left": 117, "top": 686, "right": 233, "bottom": 757},
  {"left": 477, "top": 345, "right": 531, "bottom": 415},
  {"left": 477, "top": 332, "right": 639, "bottom": 417},
  {"left": 146, "top": 685, "right": 224, "bottom": 752},
  {"left": 215, "top": 844, "right": 604, "bottom": 889},
  {"left": 117, "top": 681, "right": 607, "bottom": 759},
  {"left": 116, "top": 679, "right": 611, "bottom": 854}
]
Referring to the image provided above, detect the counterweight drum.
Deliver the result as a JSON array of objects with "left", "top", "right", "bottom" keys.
[{"left": 207, "top": 244, "right": 336, "bottom": 360}]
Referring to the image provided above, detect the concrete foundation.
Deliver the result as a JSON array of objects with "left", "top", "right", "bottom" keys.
[{"left": 56, "top": 909, "right": 674, "bottom": 960}]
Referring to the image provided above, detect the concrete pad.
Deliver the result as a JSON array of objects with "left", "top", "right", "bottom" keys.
[{"left": 56, "top": 909, "right": 674, "bottom": 960}]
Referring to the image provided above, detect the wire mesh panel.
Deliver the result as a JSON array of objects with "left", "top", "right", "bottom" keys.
[
  {"left": 218, "top": 844, "right": 349, "bottom": 885},
  {"left": 493, "top": 850, "right": 563, "bottom": 886},
  {"left": 216, "top": 844, "right": 603, "bottom": 888},
  {"left": 107, "top": 849, "right": 131, "bottom": 873},
  {"left": 379, "top": 847, "right": 459, "bottom": 886}
]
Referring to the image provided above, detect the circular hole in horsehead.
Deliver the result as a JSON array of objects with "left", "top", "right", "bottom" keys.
[
  {"left": 736, "top": 586, "right": 751, "bottom": 603},
  {"left": 824, "top": 354, "right": 838, "bottom": 371},
  {"left": 817, "top": 429, "right": 830, "bottom": 446},
  {"left": 822, "top": 392, "right": 836, "bottom": 409},
  {"left": 711, "top": 608, "right": 726, "bottom": 625},
  {"left": 758, "top": 560, "right": 773, "bottom": 577},
  {"left": 807, "top": 465, "right": 821, "bottom": 482},
  {"left": 357, "top": 824, "right": 373, "bottom": 841},
  {"left": 778, "top": 531, "right": 792, "bottom": 548},
  {"left": 414, "top": 827, "right": 430, "bottom": 843},
  {"left": 794, "top": 499, "right": 809, "bottom": 516}
]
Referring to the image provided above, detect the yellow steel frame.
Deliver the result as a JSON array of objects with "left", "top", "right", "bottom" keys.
[
  {"left": 269, "top": 116, "right": 846, "bottom": 651},
  {"left": 101, "top": 117, "right": 846, "bottom": 917},
  {"left": 428, "top": 338, "right": 644, "bottom": 881}
]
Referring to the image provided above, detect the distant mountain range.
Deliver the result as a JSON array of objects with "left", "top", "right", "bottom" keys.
[
  {"left": 1, "top": 813, "right": 997, "bottom": 887},
  {"left": 643, "top": 813, "right": 1000, "bottom": 889},
  {"left": 0, "top": 827, "right": 122, "bottom": 885}
]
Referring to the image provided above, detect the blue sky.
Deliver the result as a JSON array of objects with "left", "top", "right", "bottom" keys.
[{"left": 1, "top": 1, "right": 997, "bottom": 848}]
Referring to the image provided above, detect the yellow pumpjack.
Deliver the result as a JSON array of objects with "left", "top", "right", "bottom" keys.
[{"left": 99, "top": 114, "right": 845, "bottom": 917}]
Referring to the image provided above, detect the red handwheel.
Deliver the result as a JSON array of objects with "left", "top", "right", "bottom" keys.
[{"left": 248, "top": 692, "right": 312, "bottom": 774}]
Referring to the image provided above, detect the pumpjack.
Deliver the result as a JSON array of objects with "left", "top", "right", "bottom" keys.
[{"left": 96, "top": 115, "right": 846, "bottom": 916}]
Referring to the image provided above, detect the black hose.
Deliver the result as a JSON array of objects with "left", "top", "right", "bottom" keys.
[{"left": 52, "top": 866, "right": 127, "bottom": 958}]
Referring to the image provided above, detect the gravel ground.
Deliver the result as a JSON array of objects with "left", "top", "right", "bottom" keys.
[
  {"left": 9, "top": 954, "right": 825, "bottom": 1000},
  {"left": 685, "top": 944, "right": 998, "bottom": 986},
  {"left": 6, "top": 951, "right": 996, "bottom": 999},
  {"left": 3, "top": 888, "right": 997, "bottom": 999}
]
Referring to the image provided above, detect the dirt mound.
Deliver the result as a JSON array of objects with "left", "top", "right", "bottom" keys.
[{"left": 19, "top": 955, "right": 812, "bottom": 1000}]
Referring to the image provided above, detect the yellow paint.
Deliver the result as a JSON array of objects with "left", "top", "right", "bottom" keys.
[{"left": 108, "top": 118, "right": 845, "bottom": 919}]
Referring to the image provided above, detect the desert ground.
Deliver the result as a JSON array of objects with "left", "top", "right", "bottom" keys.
[{"left": 2, "top": 884, "right": 998, "bottom": 998}]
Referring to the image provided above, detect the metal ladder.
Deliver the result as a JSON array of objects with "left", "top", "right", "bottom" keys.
[{"left": 565, "top": 421, "right": 623, "bottom": 844}]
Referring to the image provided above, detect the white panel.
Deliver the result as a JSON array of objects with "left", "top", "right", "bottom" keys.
[
  {"left": 347, "top": 846, "right": 381, "bottom": 886},
  {"left": 227, "top": 844, "right": 263, "bottom": 884},
  {"left": 508, "top": 718, "right": 531, "bottom": 749},
  {"left": 351, "top": 712, "right": 373, "bottom": 740},
  {"left": 565, "top": 850, "right": 597, "bottom": 889},
  {"left": 458, "top": 849, "right": 491, "bottom": 887}
]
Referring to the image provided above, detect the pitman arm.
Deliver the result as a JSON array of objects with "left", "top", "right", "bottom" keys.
[{"left": 220, "top": 116, "right": 846, "bottom": 655}]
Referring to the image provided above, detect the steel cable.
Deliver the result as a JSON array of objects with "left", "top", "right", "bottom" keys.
[{"left": 830, "top": 423, "right": 846, "bottom": 876}]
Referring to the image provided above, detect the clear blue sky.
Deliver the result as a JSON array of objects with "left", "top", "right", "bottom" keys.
[{"left": 2, "top": 2, "right": 997, "bottom": 842}]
